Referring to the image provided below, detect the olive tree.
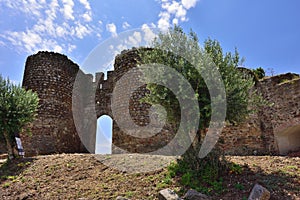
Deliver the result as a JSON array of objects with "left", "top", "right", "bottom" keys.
[
  {"left": 138, "top": 26, "right": 262, "bottom": 173},
  {"left": 0, "top": 75, "right": 39, "bottom": 159}
]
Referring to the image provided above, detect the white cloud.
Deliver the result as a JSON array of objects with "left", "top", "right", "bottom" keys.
[
  {"left": 96, "top": 33, "right": 102, "bottom": 40},
  {"left": 0, "top": 0, "right": 44, "bottom": 17},
  {"left": 0, "top": 40, "right": 5, "bottom": 47},
  {"left": 53, "top": 44, "right": 63, "bottom": 52},
  {"left": 79, "top": 0, "right": 92, "bottom": 22},
  {"left": 46, "top": 0, "right": 60, "bottom": 20},
  {"left": 174, "top": 5, "right": 187, "bottom": 21},
  {"left": 141, "top": 24, "right": 157, "bottom": 44},
  {"left": 2, "top": 30, "right": 64, "bottom": 53},
  {"left": 74, "top": 22, "right": 91, "bottom": 39},
  {"left": 79, "top": 0, "right": 91, "bottom": 10},
  {"left": 82, "top": 12, "right": 92, "bottom": 22},
  {"left": 127, "top": 31, "right": 142, "bottom": 47},
  {"left": 116, "top": 44, "right": 128, "bottom": 53},
  {"left": 106, "top": 23, "right": 117, "bottom": 38},
  {"left": 162, "top": 1, "right": 180, "bottom": 14},
  {"left": 56, "top": 26, "right": 66, "bottom": 37},
  {"left": 157, "top": 0, "right": 199, "bottom": 31},
  {"left": 181, "top": 0, "right": 198, "bottom": 9},
  {"left": 68, "top": 44, "right": 76, "bottom": 52},
  {"left": 172, "top": 18, "right": 179, "bottom": 25},
  {"left": 158, "top": 12, "right": 171, "bottom": 31},
  {"left": 61, "top": 0, "right": 75, "bottom": 20},
  {"left": 122, "top": 22, "right": 131, "bottom": 30},
  {"left": 0, "top": 0, "right": 97, "bottom": 54}
]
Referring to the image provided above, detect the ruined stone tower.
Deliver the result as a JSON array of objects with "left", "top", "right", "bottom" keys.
[{"left": 21, "top": 52, "right": 85, "bottom": 155}]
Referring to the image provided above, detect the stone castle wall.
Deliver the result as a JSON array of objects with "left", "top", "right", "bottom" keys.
[
  {"left": 2, "top": 49, "right": 298, "bottom": 156},
  {"left": 111, "top": 49, "right": 178, "bottom": 154},
  {"left": 21, "top": 52, "right": 86, "bottom": 156},
  {"left": 257, "top": 74, "right": 300, "bottom": 154},
  {"left": 219, "top": 73, "right": 300, "bottom": 155}
]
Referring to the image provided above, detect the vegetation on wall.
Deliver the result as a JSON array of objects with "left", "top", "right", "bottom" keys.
[{"left": 252, "top": 67, "right": 266, "bottom": 79}]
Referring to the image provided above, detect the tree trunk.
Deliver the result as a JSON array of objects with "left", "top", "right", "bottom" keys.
[{"left": 3, "top": 130, "right": 14, "bottom": 159}]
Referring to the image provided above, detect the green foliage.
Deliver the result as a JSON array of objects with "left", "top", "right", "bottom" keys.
[
  {"left": 229, "top": 163, "right": 243, "bottom": 174},
  {"left": 2, "top": 182, "right": 10, "bottom": 188},
  {"left": 181, "top": 171, "right": 193, "bottom": 186},
  {"left": 0, "top": 75, "right": 39, "bottom": 158},
  {"left": 138, "top": 25, "right": 264, "bottom": 173},
  {"left": 252, "top": 67, "right": 265, "bottom": 79},
  {"left": 125, "top": 191, "right": 134, "bottom": 198},
  {"left": 138, "top": 26, "right": 263, "bottom": 128},
  {"left": 234, "top": 183, "right": 245, "bottom": 190},
  {"left": 167, "top": 159, "right": 224, "bottom": 195}
]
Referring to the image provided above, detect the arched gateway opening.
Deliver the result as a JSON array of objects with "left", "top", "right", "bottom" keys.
[
  {"left": 275, "top": 124, "right": 300, "bottom": 155},
  {"left": 95, "top": 115, "right": 113, "bottom": 154}
]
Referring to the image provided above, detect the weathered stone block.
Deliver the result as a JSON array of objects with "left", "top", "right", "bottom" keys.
[
  {"left": 158, "top": 188, "right": 181, "bottom": 200},
  {"left": 248, "top": 183, "right": 270, "bottom": 200},
  {"left": 183, "top": 189, "right": 211, "bottom": 200}
]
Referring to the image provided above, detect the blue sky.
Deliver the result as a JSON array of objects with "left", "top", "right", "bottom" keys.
[
  {"left": 1, "top": 0, "right": 300, "bottom": 153},
  {"left": 1, "top": 0, "right": 300, "bottom": 83}
]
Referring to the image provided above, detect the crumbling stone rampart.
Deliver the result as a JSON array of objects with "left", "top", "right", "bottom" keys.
[{"left": 1, "top": 49, "right": 298, "bottom": 156}]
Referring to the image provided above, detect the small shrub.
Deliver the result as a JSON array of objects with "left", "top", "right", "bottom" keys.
[
  {"left": 181, "top": 171, "right": 193, "bottom": 186},
  {"left": 229, "top": 163, "right": 243, "bottom": 174},
  {"left": 234, "top": 183, "right": 245, "bottom": 190},
  {"left": 156, "top": 181, "right": 169, "bottom": 189},
  {"left": 166, "top": 159, "right": 224, "bottom": 195},
  {"left": 162, "top": 174, "right": 172, "bottom": 185},
  {"left": 20, "top": 177, "right": 26, "bottom": 183},
  {"left": 17, "top": 161, "right": 31, "bottom": 167},
  {"left": 211, "top": 178, "right": 224, "bottom": 194},
  {"left": 2, "top": 182, "right": 10, "bottom": 188},
  {"left": 125, "top": 191, "right": 134, "bottom": 198}
]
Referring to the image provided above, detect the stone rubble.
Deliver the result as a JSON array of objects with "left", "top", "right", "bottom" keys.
[{"left": 248, "top": 183, "right": 271, "bottom": 200}]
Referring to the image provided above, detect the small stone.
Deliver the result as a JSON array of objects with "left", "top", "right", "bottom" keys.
[
  {"left": 17, "top": 193, "right": 30, "bottom": 200},
  {"left": 183, "top": 189, "right": 211, "bottom": 200},
  {"left": 158, "top": 188, "right": 181, "bottom": 200},
  {"left": 116, "top": 196, "right": 130, "bottom": 200},
  {"left": 248, "top": 183, "right": 270, "bottom": 200}
]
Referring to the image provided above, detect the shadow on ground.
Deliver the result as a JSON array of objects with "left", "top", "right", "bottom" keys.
[{"left": 0, "top": 157, "right": 36, "bottom": 184}]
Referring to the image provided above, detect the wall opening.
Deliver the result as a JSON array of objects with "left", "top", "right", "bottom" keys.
[
  {"left": 95, "top": 115, "right": 112, "bottom": 154},
  {"left": 275, "top": 124, "right": 300, "bottom": 155}
]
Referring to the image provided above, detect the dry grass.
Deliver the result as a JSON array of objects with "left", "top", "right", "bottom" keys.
[{"left": 0, "top": 154, "right": 299, "bottom": 199}]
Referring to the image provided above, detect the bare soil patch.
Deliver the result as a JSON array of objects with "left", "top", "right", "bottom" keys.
[{"left": 0, "top": 154, "right": 299, "bottom": 199}]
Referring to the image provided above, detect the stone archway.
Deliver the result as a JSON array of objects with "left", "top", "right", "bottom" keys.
[
  {"left": 275, "top": 124, "right": 300, "bottom": 155},
  {"left": 95, "top": 115, "right": 113, "bottom": 154}
]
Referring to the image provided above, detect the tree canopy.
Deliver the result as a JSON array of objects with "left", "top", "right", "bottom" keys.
[
  {"left": 139, "top": 26, "right": 260, "bottom": 129},
  {"left": 138, "top": 26, "right": 263, "bottom": 171},
  {"left": 0, "top": 75, "right": 39, "bottom": 158}
]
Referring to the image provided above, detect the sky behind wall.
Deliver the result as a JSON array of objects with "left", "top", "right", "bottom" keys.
[{"left": 1, "top": 0, "right": 300, "bottom": 153}]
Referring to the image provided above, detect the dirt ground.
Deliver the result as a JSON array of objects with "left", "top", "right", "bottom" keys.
[{"left": 0, "top": 153, "right": 299, "bottom": 199}]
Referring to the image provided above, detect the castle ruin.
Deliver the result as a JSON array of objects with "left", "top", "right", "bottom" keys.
[{"left": 1, "top": 49, "right": 299, "bottom": 156}]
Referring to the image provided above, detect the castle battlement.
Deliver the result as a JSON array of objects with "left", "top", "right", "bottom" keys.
[{"left": 1, "top": 49, "right": 298, "bottom": 156}]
